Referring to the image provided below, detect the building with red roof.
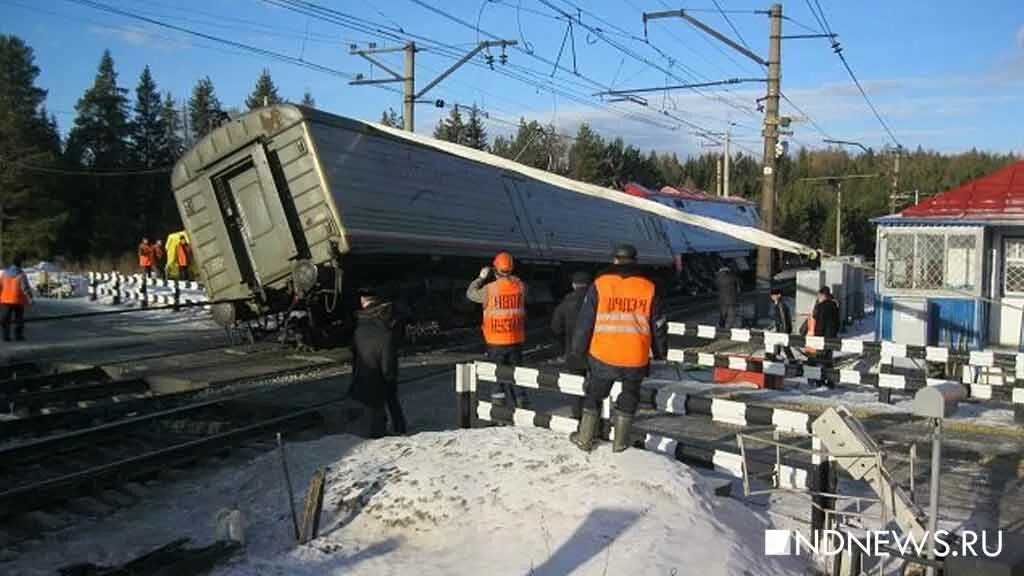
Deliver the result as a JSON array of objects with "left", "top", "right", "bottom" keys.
[{"left": 874, "top": 160, "right": 1024, "bottom": 349}]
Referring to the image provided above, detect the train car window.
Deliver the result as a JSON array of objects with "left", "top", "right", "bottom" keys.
[{"left": 673, "top": 200, "right": 685, "bottom": 209}]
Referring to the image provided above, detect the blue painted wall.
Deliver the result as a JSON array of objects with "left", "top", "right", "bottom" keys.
[
  {"left": 926, "top": 298, "right": 980, "bottom": 347},
  {"left": 878, "top": 295, "right": 893, "bottom": 341}
]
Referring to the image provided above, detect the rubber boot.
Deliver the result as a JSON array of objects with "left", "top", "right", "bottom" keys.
[
  {"left": 612, "top": 411, "right": 634, "bottom": 453},
  {"left": 570, "top": 409, "right": 599, "bottom": 452}
]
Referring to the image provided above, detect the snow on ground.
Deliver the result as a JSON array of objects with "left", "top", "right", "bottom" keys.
[
  {"left": 0, "top": 296, "right": 222, "bottom": 364},
  {"left": 5, "top": 428, "right": 815, "bottom": 576}
]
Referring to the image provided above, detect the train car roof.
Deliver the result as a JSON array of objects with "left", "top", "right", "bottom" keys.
[{"left": 172, "top": 104, "right": 815, "bottom": 256}]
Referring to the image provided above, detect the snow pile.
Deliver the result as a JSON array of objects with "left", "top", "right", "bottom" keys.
[
  {"left": 5, "top": 429, "right": 812, "bottom": 575},
  {"left": 229, "top": 428, "right": 809, "bottom": 575}
]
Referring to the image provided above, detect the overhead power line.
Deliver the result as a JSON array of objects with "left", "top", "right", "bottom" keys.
[
  {"left": 63, "top": 0, "right": 375, "bottom": 85},
  {"left": 807, "top": 0, "right": 901, "bottom": 148},
  {"left": 710, "top": 0, "right": 752, "bottom": 53}
]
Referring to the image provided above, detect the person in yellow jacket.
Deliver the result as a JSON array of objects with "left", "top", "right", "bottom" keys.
[
  {"left": 164, "top": 232, "right": 199, "bottom": 281},
  {"left": 466, "top": 251, "right": 530, "bottom": 409},
  {"left": 1, "top": 255, "right": 33, "bottom": 342}
]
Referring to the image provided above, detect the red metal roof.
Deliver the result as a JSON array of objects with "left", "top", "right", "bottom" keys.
[{"left": 900, "top": 160, "right": 1024, "bottom": 220}]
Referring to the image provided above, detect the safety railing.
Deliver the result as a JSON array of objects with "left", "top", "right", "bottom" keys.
[{"left": 87, "top": 272, "right": 207, "bottom": 309}]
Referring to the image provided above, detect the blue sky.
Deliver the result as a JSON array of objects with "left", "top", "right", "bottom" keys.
[{"left": 2, "top": 0, "right": 1023, "bottom": 157}]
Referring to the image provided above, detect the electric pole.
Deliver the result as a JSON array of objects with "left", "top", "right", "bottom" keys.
[
  {"left": 757, "top": 3, "right": 782, "bottom": 319},
  {"left": 350, "top": 40, "right": 516, "bottom": 133},
  {"left": 891, "top": 145, "right": 902, "bottom": 213},
  {"left": 716, "top": 157, "right": 723, "bottom": 196},
  {"left": 800, "top": 174, "right": 878, "bottom": 256},
  {"left": 724, "top": 127, "right": 731, "bottom": 197},
  {"left": 404, "top": 42, "right": 415, "bottom": 132}
]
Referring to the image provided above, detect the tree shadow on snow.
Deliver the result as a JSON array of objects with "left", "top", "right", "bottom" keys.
[{"left": 528, "top": 507, "right": 641, "bottom": 576}]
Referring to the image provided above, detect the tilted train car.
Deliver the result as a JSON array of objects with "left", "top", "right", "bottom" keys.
[{"left": 171, "top": 104, "right": 755, "bottom": 332}]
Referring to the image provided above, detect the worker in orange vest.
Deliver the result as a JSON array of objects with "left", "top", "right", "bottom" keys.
[
  {"left": 1, "top": 255, "right": 33, "bottom": 342},
  {"left": 152, "top": 239, "right": 166, "bottom": 279},
  {"left": 176, "top": 237, "right": 194, "bottom": 281},
  {"left": 466, "top": 251, "right": 529, "bottom": 409},
  {"left": 570, "top": 244, "right": 667, "bottom": 452},
  {"left": 138, "top": 238, "right": 154, "bottom": 278}
]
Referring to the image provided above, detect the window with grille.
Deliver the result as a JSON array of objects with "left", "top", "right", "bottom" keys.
[
  {"left": 1004, "top": 238, "right": 1024, "bottom": 294},
  {"left": 885, "top": 234, "right": 915, "bottom": 289},
  {"left": 883, "top": 231, "right": 978, "bottom": 293}
]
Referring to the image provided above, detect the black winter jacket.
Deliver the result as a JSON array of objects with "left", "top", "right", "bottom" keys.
[
  {"left": 570, "top": 264, "right": 668, "bottom": 381},
  {"left": 772, "top": 300, "right": 793, "bottom": 334},
  {"left": 348, "top": 301, "right": 400, "bottom": 407},
  {"left": 551, "top": 286, "right": 588, "bottom": 371},
  {"left": 812, "top": 298, "right": 841, "bottom": 338}
]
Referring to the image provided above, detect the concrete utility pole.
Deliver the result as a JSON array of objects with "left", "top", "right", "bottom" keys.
[
  {"left": 716, "top": 157, "right": 723, "bottom": 196},
  {"left": 350, "top": 40, "right": 516, "bottom": 133},
  {"left": 800, "top": 174, "right": 878, "bottom": 256},
  {"left": 724, "top": 127, "right": 731, "bottom": 197},
  {"left": 757, "top": 3, "right": 783, "bottom": 318},
  {"left": 891, "top": 145, "right": 903, "bottom": 213},
  {"left": 404, "top": 43, "right": 415, "bottom": 132},
  {"left": 641, "top": 5, "right": 790, "bottom": 322}
]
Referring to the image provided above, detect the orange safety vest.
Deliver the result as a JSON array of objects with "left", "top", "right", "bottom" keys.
[
  {"left": 176, "top": 243, "right": 192, "bottom": 267},
  {"left": 482, "top": 276, "right": 526, "bottom": 346},
  {"left": 588, "top": 274, "right": 655, "bottom": 368},
  {"left": 804, "top": 316, "right": 817, "bottom": 354},
  {"left": 0, "top": 272, "right": 29, "bottom": 306},
  {"left": 138, "top": 244, "right": 154, "bottom": 267}
]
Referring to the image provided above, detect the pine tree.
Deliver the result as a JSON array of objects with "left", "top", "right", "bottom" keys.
[
  {"left": 128, "top": 65, "right": 168, "bottom": 243},
  {"left": 245, "top": 68, "right": 281, "bottom": 110},
  {"left": 0, "top": 35, "right": 64, "bottom": 261},
  {"left": 130, "top": 66, "right": 165, "bottom": 168},
  {"left": 380, "top": 107, "right": 402, "bottom": 128},
  {"left": 161, "top": 92, "right": 183, "bottom": 163},
  {"left": 189, "top": 76, "right": 223, "bottom": 139},
  {"left": 300, "top": 89, "right": 315, "bottom": 107},
  {"left": 433, "top": 106, "right": 465, "bottom": 143},
  {"left": 65, "top": 49, "right": 133, "bottom": 256},
  {"left": 567, "top": 123, "right": 604, "bottom": 183},
  {"left": 463, "top": 105, "right": 488, "bottom": 150},
  {"left": 66, "top": 50, "right": 131, "bottom": 170}
]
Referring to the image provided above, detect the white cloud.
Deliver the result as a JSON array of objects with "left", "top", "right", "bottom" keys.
[{"left": 88, "top": 25, "right": 190, "bottom": 51}]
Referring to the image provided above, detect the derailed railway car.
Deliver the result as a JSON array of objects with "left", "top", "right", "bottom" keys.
[{"left": 171, "top": 104, "right": 754, "bottom": 338}]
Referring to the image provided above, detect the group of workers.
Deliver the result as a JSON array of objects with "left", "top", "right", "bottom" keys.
[
  {"left": 468, "top": 244, "right": 669, "bottom": 453},
  {"left": 138, "top": 236, "right": 193, "bottom": 280}
]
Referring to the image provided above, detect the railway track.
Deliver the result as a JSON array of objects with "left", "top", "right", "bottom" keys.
[{"left": 0, "top": 290, "right": 730, "bottom": 544}]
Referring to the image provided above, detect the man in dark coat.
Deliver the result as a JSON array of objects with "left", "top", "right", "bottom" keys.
[
  {"left": 810, "top": 286, "right": 841, "bottom": 387},
  {"left": 551, "top": 270, "right": 591, "bottom": 418},
  {"left": 348, "top": 287, "right": 407, "bottom": 438},
  {"left": 769, "top": 287, "right": 795, "bottom": 360},
  {"left": 716, "top": 264, "right": 739, "bottom": 329}
]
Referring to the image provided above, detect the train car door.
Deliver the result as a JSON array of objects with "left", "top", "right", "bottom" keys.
[
  {"left": 502, "top": 175, "right": 544, "bottom": 257},
  {"left": 210, "top": 143, "right": 298, "bottom": 291}
]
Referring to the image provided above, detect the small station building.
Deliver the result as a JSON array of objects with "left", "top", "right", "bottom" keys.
[{"left": 874, "top": 160, "right": 1024, "bottom": 348}]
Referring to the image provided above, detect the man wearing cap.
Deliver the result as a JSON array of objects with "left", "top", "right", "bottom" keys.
[
  {"left": 466, "top": 251, "right": 529, "bottom": 409},
  {"left": 551, "top": 270, "right": 591, "bottom": 418},
  {"left": 570, "top": 245, "right": 668, "bottom": 452},
  {"left": 348, "top": 286, "right": 407, "bottom": 437},
  {"left": 810, "top": 286, "right": 841, "bottom": 388}
]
